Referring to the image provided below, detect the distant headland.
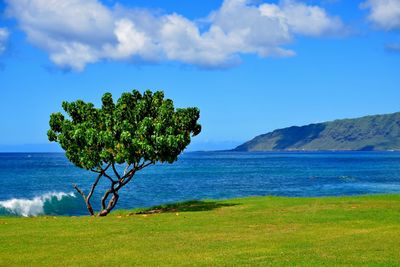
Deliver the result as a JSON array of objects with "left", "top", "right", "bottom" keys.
[{"left": 233, "top": 112, "right": 400, "bottom": 152}]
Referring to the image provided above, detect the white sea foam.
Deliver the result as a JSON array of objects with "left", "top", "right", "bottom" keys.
[{"left": 0, "top": 192, "right": 76, "bottom": 217}]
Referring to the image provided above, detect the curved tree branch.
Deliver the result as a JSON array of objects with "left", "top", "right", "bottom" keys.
[
  {"left": 90, "top": 168, "right": 102, "bottom": 173},
  {"left": 104, "top": 172, "right": 117, "bottom": 185},
  {"left": 86, "top": 173, "right": 102, "bottom": 209},
  {"left": 138, "top": 161, "right": 154, "bottom": 170},
  {"left": 73, "top": 184, "right": 94, "bottom": 216},
  {"left": 74, "top": 163, "right": 112, "bottom": 216},
  {"left": 111, "top": 163, "right": 121, "bottom": 180},
  {"left": 101, "top": 189, "right": 113, "bottom": 211}
]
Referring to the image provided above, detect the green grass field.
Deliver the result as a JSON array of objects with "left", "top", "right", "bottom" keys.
[{"left": 1, "top": 194, "right": 399, "bottom": 266}]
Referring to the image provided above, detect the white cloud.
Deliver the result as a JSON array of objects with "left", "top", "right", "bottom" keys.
[
  {"left": 5, "top": 0, "right": 344, "bottom": 70},
  {"left": 259, "top": 0, "right": 344, "bottom": 36},
  {"left": 361, "top": 0, "right": 400, "bottom": 30},
  {"left": 209, "top": 0, "right": 294, "bottom": 59},
  {"left": 0, "top": 28, "right": 10, "bottom": 54}
]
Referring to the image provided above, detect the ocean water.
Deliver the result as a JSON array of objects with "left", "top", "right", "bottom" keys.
[{"left": 1, "top": 152, "right": 400, "bottom": 216}]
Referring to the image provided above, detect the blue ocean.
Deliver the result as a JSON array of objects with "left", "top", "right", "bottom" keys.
[{"left": 1, "top": 152, "right": 400, "bottom": 217}]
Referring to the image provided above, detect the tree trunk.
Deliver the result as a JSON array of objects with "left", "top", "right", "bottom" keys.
[
  {"left": 73, "top": 164, "right": 142, "bottom": 217},
  {"left": 98, "top": 191, "right": 119, "bottom": 217}
]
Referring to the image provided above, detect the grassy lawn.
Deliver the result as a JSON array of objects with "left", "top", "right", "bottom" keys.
[{"left": 1, "top": 194, "right": 399, "bottom": 266}]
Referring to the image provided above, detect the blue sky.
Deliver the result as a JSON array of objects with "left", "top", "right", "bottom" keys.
[{"left": 0, "top": 0, "right": 399, "bottom": 151}]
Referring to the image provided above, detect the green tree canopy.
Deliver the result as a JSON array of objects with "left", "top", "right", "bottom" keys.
[{"left": 48, "top": 90, "right": 201, "bottom": 216}]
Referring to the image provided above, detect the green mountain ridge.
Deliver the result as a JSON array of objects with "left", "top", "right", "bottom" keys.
[{"left": 234, "top": 112, "right": 400, "bottom": 151}]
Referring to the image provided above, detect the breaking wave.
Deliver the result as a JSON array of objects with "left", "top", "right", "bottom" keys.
[{"left": 0, "top": 192, "right": 82, "bottom": 217}]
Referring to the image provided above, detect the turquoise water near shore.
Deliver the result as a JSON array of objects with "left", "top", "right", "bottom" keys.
[{"left": 1, "top": 152, "right": 400, "bottom": 216}]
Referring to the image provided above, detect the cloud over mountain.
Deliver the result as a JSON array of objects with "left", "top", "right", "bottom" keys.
[{"left": 5, "top": 0, "right": 344, "bottom": 70}]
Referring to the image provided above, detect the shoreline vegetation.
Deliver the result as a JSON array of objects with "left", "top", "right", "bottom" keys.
[{"left": 1, "top": 194, "right": 399, "bottom": 266}]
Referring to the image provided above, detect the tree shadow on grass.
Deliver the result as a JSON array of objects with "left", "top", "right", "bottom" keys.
[{"left": 136, "top": 200, "right": 239, "bottom": 214}]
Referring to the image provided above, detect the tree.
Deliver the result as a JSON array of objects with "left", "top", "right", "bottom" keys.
[{"left": 48, "top": 90, "right": 201, "bottom": 216}]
